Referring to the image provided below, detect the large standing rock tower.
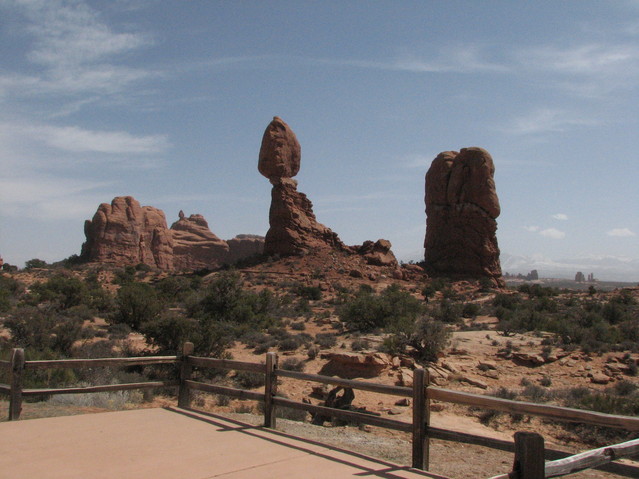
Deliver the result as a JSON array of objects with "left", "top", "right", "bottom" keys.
[{"left": 424, "top": 147, "right": 503, "bottom": 286}]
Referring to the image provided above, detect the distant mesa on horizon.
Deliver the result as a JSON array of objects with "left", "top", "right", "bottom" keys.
[{"left": 81, "top": 196, "right": 263, "bottom": 271}]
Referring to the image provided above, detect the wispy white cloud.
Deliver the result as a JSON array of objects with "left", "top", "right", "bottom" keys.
[
  {"left": 539, "top": 228, "right": 566, "bottom": 240},
  {"left": 308, "top": 44, "right": 509, "bottom": 74},
  {"left": 0, "top": 175, "right": 112, "bottom": 220},
  {"left": 552, "top": 213, "right": 568, "bottom": 221},
  {"left": 504, "top": 108, "right": 599, "bottom": 135},
  {"left": 524, "top": 225, "right": 540, "bottom": 232},
  {"left": 0, "top": 0, "right": 154, "bottom": 101},
  {"left": 607, "top": 228, "right": 636, "bottom": 237}
]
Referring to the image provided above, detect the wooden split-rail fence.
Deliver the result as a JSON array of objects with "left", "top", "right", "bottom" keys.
[{"left": 1, "top": 343, "right": 638, "bottom": 478}]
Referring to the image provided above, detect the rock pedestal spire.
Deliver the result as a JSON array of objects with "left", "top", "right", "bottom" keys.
[{"left": 259, "top": 117, "right": 347, "bottom": 256}]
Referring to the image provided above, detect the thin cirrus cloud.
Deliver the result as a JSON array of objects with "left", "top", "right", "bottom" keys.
[
  {"left": 607, "top": 228, "right": 636, "bottom": 237},
  {"left": 1, "top": 0, "right": 154, "bottom": 99},
  {"left": 504, "top": 108, "right": 599, "bottom": 136},
  {"left": 539, "top": 228, "right": 566, "bottom": 240},
  {"left": 552, "top": 213, "right": 568, "bottom": 220}
]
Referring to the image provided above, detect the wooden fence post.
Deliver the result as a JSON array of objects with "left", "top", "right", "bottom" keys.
[
  {"left": 512, "top": 431, "right": 545, "bottom": 479},
  {"left": 9, "top": 348, "right": 25, "bottom": 421},
  {"left": 178, "top": 342, "right": 194, "bottom": 409},
  {"left": 412, "top": 367, "right": 430, "bottom": 470},
  {"left": 264, "top": 352, "right": 278, "bottom": 428}
]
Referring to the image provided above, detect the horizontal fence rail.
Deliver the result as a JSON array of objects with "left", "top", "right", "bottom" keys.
[
  {"left": 188, "top": 356, "right": 265, "bottom": 373},
  {"left": 22, "top": 381, "right": 177, "bottom": 397},
  {"left": 275, "top": 369, "right": 412, "bottom": 397},
  {"left": 429, "top": 387, "right": 639, "bottom": 431},
  {"left": 544, "top": 438, "right": 639, "bottom": 478},
  {"left": 24, "top": 356, "right": 178, "bottom": 370},
  {"left": 185, "top": 380, "right": 263, "bottom": 402}
]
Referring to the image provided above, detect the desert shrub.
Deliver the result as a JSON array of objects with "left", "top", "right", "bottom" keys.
[
  {"left": 111, "top": 282, "right": 162, "bottom": 330},
  {"left": 154, "top": 275, "right": 197, "bottom": 305},
  {"left": 235, "top": 370, "right": 266, "bottom": 389},
  {"left": 430, "top": 299, "right": 462, "bottom": 324},
  {"left": 408, "top": 318, "right": 452, "bottom": 362},
  {"left": 187, "top": 271, "right": 277, "bottom": 332},
  {"left": 28, "top": 274, "right": 89, "bottom": 310},
  {"left": 295, "top": 285, "right": 322, "bottom": 301},
  {"left": 339, "top": 284, "right": 423, "bottom": 332},
  {"left": 24, "top": 258, "right": 48, "bottom": 270},
  {"left": 351, "top": 338, "right": 369, "bottom": 351},
  {"left": 290, "top": 321, "right": 306, "bottom": 331},
  {"left": 307, "top": 345, "right": 320, "bottom": 359},
  {"left": 278, "top": 335, "right": 306, "bottom": 351},
  {"left": 539, "top": 376, "right": 552, "bottom": 387},
  {"left": 4, "top": 306, "right": 82, "bottom": 355},
  {"left": 493, "top": 293, "right": 521, "bottom": 310},
  {"left": 381, "top": 315, "right": 451, "bottom": 361},
  {"left": 462, "top": 302, "right": 481, "bottom": 318},
  {"left": 280, "top": 357, "right": 305, "bottom": 372},
  {"left": 601, "top": 301, "right": 628, "bottom": 324},
  {"left": 140, "top": 312, "right": 199, "bottom": 353},
  {"left": 315, "top": 333, "right": 337, "bottom": 349}
]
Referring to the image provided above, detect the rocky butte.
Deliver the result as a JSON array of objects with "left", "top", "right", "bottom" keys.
[
  {"left": 81, "top": 196, "right": 263, "bottom": 271},
  {"left": 424, "top": 147, "right": 504, "bottom": 286},
  {"left": 258, "top": 116, "right": 398, "bottom": 268}
]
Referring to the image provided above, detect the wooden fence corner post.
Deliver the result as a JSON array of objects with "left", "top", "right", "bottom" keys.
[
  {"left": 512, "top": 431, "right": 545, "bottom": 479},
  {"left": 178, "top": 342, "right": 194, "bottom": 409},
  {"left": 412, "top": 367, "right": 430, "bottom": 470},
  {"left": 264, "top": 352, "right": 278, "bottom": 428},
  {"left": 9, "top": 348, "right": 25, "bottom": 421}
]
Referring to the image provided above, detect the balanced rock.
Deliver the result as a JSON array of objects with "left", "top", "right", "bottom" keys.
[
  {"left": 424, "top": 147, "right": 503, "bottom": 286},
  {"left": 258, "top": 116, "right": 301, "bottom": 180},
  {"left": 259, "top": 117, "right": 348, "bottom": 256},
  {"left": 81, "top": 196, "right": 174, "bottom": 269},
  {"left": 170, "top": 212, "right": 230, "bottom": 270}
]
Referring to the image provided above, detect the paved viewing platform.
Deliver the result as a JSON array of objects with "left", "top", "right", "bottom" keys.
[{"left": 1, "top": 407, "right": 448, "bottom": 478}]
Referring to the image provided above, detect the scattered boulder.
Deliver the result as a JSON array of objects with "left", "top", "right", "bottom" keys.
[
  {"left": 357, "top": 239, "right": 398, "bottom": 267},
  {"left": 424, "top": 148, "right": 503, "bottom": 286}
]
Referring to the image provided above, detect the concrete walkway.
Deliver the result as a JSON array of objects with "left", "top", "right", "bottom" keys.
[{"left": 1, "top": 407, "right": 449, "bottom": 478}]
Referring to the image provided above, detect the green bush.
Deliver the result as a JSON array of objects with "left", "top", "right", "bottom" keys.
[
  {"left": 111, "top": 282, "right": 162, "bottom": 330},
  {"left": 339, "top": 284, "right": 423, "bottom": 332}
]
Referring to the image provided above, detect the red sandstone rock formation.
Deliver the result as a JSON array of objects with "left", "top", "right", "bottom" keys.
[
  {"left": 81, "top": 197, "right": 264, "bottom": 270},
  {"left": 170, "top": 211, "right": 230, "bottom": 270},
  {"left": 424, "top": 147, "right": 503, "bottom": 286},
  {"left": 227, "top": 234, "right": 266, "bottom": 263},
  {"left": 81, "top": 196, "right": 174, "bottom": 269},
  {"left": 259, "top": 117, "right": 348, "bottom": 256}
]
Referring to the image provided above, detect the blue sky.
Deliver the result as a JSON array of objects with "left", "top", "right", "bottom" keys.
[{"left": 1, "top": 0, "right": 638, "bottom": 280}]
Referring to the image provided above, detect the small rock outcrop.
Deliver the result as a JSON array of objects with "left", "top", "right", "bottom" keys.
[
  {"left": 424, "top": 147, "right": 503, "bottom": 286},
  {"left": 81, "top": 196, "right": 174, "bottom": 269},
  {"left": 170, "top": 211, "right": 230, "bottom": 271},
  {"left": 81, "top": 197, "right": 264, "bottom": 270},
  {"left": 259, "top": 117, "right": 348, "bottom": 256}
]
